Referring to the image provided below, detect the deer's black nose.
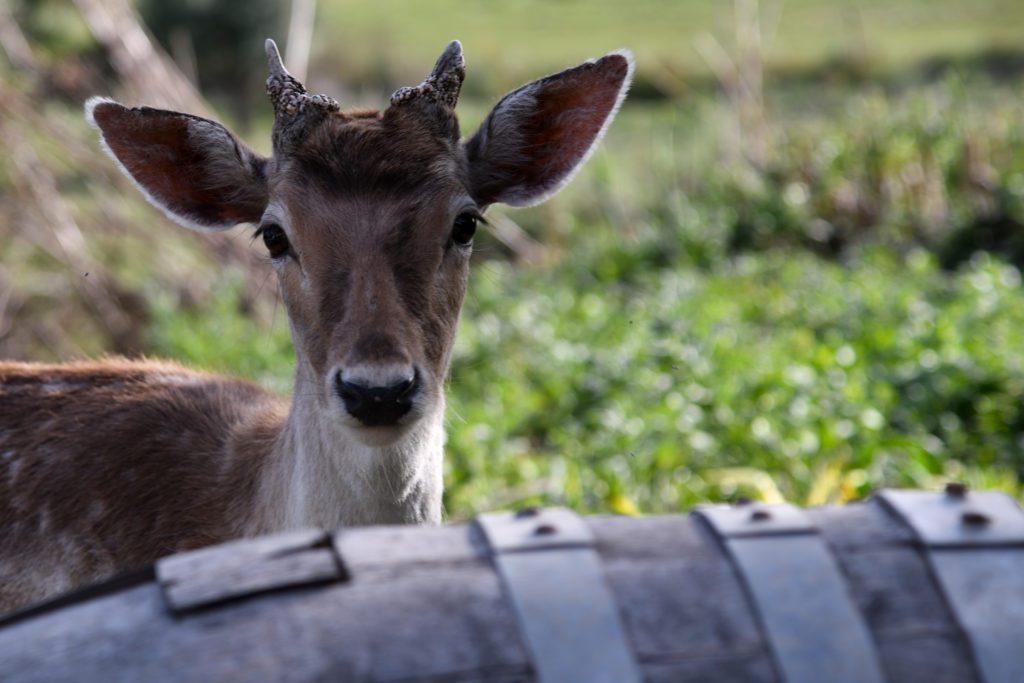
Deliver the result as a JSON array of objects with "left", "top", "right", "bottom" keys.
[{"left": 335, "top": 371, "right": 419, "bottom": 426}]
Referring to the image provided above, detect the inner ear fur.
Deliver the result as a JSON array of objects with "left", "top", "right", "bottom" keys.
[
  {"left": 86, "top": 98, "right": 268, "bottom": 232},
  {"left": 463, "top": 50, "right": 634, "bottom": 208}
]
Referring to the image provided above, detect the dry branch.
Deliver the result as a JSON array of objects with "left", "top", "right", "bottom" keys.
[{"left": 71, "top": 0, "right": 209, "bottom": 115}]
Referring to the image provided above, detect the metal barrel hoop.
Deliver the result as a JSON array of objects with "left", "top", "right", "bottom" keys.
[
  {"left": 877, "top": 487, "right": 1024, "bottom": 683},
  {"left": 475, "top": 507, "right": 643, "bottom": 683},
  {"left": 694, "top": 502, "right": 886, "bottom": 683}
]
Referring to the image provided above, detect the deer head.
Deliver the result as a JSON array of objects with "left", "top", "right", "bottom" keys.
[{"left": 85, "top": 40, "right": 633, "bottom": 450}]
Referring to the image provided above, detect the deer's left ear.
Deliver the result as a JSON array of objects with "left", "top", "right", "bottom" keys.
[
  {"left": 463, "top": 50, "right": 633, "bottom": 208},
  {"left": 86, "top": 98, "right": 269, "bottom": 232}
]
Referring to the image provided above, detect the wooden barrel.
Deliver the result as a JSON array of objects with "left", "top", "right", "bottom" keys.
[{"left": 1, "top": 487, "right": 1022, "bottom": 683}]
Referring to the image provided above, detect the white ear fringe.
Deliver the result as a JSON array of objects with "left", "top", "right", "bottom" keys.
[
  {"left": 502, "top": 49, "right": 636, "bottom": 209},
  {"left": 84, "top": 97, "right": 237, "bottom": 234}
]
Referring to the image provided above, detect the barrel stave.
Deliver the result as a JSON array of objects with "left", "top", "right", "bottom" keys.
[
  {"left": 593, "top": 515, "right": 777, "bottom": 681},
  {"left": 810, "top": 500, "right": 981, "bottom": 683}
]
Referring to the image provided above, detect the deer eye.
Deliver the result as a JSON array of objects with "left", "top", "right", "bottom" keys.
[
  {"left": 261, "top": 224, "right": 290, "bottom": 259},
  {"left": 451, "top": 213, "right": 478, "bottom": 246}
]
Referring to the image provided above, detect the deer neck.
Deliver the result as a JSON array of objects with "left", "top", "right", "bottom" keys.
[{"left": 245, "top": 364, "right": 445, "bottom": 535}]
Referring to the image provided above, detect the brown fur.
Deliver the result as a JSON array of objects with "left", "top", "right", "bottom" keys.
[
  {"left": 0, "top": 359, "right": 284, "bottom": 610},
  {"left": 274, "top": 111, "right": 470, "bottom": 385}
]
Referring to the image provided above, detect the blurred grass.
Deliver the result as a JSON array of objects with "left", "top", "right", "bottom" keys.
[
  {"left": 5, "top": 0, "right": 1024, "bottom": 519},
  {"left": 317, "top": 0, "right": 1024, "bottom": 93},
  {"left": 445, "top": 248, "right": 1024, "bottom": 515}
]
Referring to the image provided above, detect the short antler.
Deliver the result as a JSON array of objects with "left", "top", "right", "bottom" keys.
[
  {"left": 390, "top": 40, "right": 465, "bottom": 109},
  {"left": 265, "top": 38, "right": 339, "bottom": 150}
]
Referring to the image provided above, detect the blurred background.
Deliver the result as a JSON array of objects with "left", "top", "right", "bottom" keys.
[{"left": 1, "top": 0, "right": 1023, "bottom": 518}]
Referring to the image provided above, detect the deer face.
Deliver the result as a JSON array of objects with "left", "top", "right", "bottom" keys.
[
  {"left": 263, "top": 113, "right": 475, "bottom": 443},
  {"left": 87, "top": 40, "right": 632, "bottom": 447}
]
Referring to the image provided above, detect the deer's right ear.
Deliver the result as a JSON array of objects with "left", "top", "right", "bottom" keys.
[
  {"left": 86, "top": 98, "right": 269, "bottom": 232},
  {"left": 463, "top": 50, "right": 633, "bottom": 208}
]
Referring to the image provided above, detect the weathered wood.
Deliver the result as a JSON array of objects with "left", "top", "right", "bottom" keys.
[
  {"left": 808, "top": 503, "right": 983, "bottom": 683},
  {"left": 1, "top": 494, "right": 1020, "bottom": 682},
  {"left": 157, "top": 528, "right": 343, "bottom": 613}
]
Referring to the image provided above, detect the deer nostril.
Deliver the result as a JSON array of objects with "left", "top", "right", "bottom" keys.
[
  {"left": 336, "top": 377, "right": 365, "bottom": 411},
  {"left": 334, "top": 369, "right": 421, "bottom": 426},
  {"left": 396, "top": 372, "right": 419, "bottom": 399}
]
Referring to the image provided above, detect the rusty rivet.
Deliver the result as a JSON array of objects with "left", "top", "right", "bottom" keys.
[
  {"left": 534, "top": 524, "right": 557, "bottom": 536},
  {"left": 945, "top": 481, "right": 968, "bottom": 498},
  {"left": 516, "top": 506, "right": 541, "bottom": 519},
  {"left": 961, "top": 510, "right": 990, "bottom": 527},
  {"left": 750, "top": 509, "right": 772, "bottom": 522}
]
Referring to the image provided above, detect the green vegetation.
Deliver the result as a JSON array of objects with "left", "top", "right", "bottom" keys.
[
  {"left": 5, "top": 0, "right": 1024, "bottom": 519},
  {"left": 149, "top": 69, "right": 1024, "bottom": 518},
  {"left": 442, "top": 249, "right": 1024, "bottom": 515}
]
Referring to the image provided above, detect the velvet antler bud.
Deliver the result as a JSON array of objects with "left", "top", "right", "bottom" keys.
[
  {"left": 265, "top": 39, "right": 339, "bottom": 150},
  {"left": 390, "top": 41, "right": 465, "bottom": 109}
]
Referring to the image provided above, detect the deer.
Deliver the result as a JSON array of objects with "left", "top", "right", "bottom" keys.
[{"left": 0, "top": 39, "right": 633, "bottom": 614}]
